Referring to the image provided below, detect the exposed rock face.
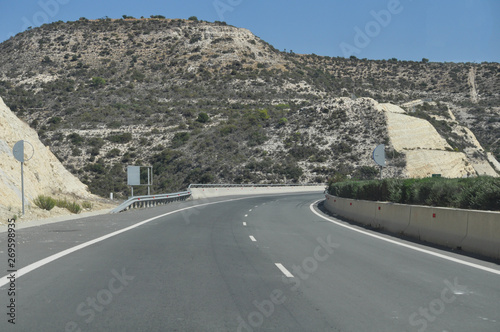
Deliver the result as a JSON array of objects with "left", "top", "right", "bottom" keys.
[
  {"left": 380, "top": 103, "right": 476, "bottom": 178},
  {"left": 0, "top": 97, "right": 94, "bottom": 218},
  {"left": 385, "top": 111, "right": 451, "bottom": 151},
  {"left": 404, "top": 150, "right": 474, "bottom": 178}
]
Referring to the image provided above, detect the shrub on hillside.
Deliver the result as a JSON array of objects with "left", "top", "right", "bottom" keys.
[
  {"left": 196, "top": 112, "right": 210, "bottom": 123},
  {"left": 66, "top": 201, "right": 82, "bottom": 214},
  {"left": 171, "top": 132, "right": 190, "bottom": 148},
  {"left": 82, "top": 201, "right": 93, "bottom": 210},
  {"left": 56, "top": 198, "right": 82, "bottom": 214},
  {"left": 33, "top": 195, "right": 56, "bottom": 211},
  {"left": 107, "top": 132, "right": 132, "bottom": 143}
]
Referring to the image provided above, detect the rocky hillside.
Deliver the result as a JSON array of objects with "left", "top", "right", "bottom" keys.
[{"left": 0, "top": 17, "right": 498, "bottom": 197}]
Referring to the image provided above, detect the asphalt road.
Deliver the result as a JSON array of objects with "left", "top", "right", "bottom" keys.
[{"left": 0, "top": 193, "right": 499, "bottom": 331}]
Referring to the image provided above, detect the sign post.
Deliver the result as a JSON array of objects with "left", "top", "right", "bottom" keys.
[
  {"left": 372, "top": 144, "right": 385, "bottom": 180},
  {"left": 127, "top": 165, "right": 153, "bottom": 198},
  {"left": 13, "top": 140, "right": 34, "bottom": 216}
]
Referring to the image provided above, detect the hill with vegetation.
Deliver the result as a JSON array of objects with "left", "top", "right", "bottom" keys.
[{"left": 0, "top": 17, "right": 498, "bottom": 197}]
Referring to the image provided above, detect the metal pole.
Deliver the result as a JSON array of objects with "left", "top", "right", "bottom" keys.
[
  {"left": 147, "top": 168, "right": 150, "bottom": 195},
  {"left": 131, "top": 186, "right": 134, "bottom": 198},
  {"left": 380, "top": 166, "right": 383, "bottom": 180},
  {"left": 21, "top": 161, "right": 25, "bottom": 215}
]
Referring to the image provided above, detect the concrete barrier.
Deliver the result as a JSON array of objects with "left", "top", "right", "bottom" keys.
[
  {"left": 324, "top": 194, "right": 500, "bottom": 259},
  {"left": 324, "top": 195, "right": 349, "bottom": 218},
  {"left": 345, "top": 199, "right": 377, "bottom": 226},
  {"left": 406, "top": 206, "right": 468, "bottom": 247},
  {"left": 190, "top": 185, "right": 326, "bottom": 200},
  {"left": 375, "top": 202, "right": 411, "bottom": 234},
  {"left": 462, "top": 210, "right": 500, "bottom": 259}
]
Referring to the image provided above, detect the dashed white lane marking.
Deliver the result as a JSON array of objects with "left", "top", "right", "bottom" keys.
[
  {"left": 275, "top": 263, "right": 294, "bottom": 278},
  {"left": 249, "top": 209, "right": 252, "bottom": 212},
  {"left": 254, "top": 206, "right": 258, "bottom": 208},
  {"left": 0, "top": 195, "right": 285, "bottom": 287},
  {"left": 249, "top": 236, "right": 257, "bottom": 242},
  {"left": 243, "top": 222, "right": 247, "bottom": 226},
  {"left": 244, "top": 214, "right": 248, "bottom": 217},
  {"left": 310, "top": 200, "right": 500, "bottom": 276}
]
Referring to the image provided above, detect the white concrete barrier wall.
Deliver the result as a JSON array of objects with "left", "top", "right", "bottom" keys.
[
  {"left": 375, "top": 202, "right": 411, "bottom": 234},
  {"left": 406, "top": 206, "right": 468, "bottom": 248},
  {"left": 324, "top": 194, "right": 500, "bottom": 260},
  {"left": 190, "top": 186, "right": 326, "bottom": 200},
  {"left": 462, "top": 211, "right": 500, "bottom": 259}
]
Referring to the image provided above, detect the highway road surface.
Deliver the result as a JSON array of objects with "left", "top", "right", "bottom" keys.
[{"left": 0, "top": 193, "right": 499, "bottom": 331}]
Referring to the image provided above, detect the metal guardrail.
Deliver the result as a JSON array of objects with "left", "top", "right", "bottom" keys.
[
  {"left": 110, "top": 191, "right": 192, "bottom": 213},
  {"left": 111, "top": 184, "right": 326, "bottom": 213},
  {"left": 188, "top": 183, "right": 326, "bottom": 188}
]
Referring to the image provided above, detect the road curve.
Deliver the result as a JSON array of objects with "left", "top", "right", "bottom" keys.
[{"left": 0, "top": 193, "right": 498, "bottom": 331}]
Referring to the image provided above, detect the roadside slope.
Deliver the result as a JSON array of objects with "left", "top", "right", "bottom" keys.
[{"left": 0, "top": 96, "right": 106, "bottom": 221}]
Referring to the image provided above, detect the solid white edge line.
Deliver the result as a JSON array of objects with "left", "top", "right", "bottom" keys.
[
  {"left": 275, "top": 263, "right": 294, "bottom": 278},
  {"left": 309, "top": 200, "right": 500, "bottom": 276},
  {"left": 249, "top": 235, "right": 257, "bottom": 242},
  {"left": 0, "top": 194, "right": 293, "bottom": 287}
]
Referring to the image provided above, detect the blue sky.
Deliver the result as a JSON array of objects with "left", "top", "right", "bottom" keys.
[{"left": 0, "top": 0, "right": 498, "bottom": 62}]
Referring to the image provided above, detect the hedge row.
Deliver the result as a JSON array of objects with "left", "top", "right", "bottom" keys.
[{"left": 327, "top": 177, "right": 500, "bottom": 211}]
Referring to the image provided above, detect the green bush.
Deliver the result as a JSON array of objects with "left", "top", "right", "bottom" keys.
[
  {"left": 33, "top": 195, "right": 56, "bottom": 211},
  {"left": 107, "top": 132, "right": 132, "bottom": 143},
  {"left": 55, "top": 198, "right": 69, "bottom": 209},
  {"left": 91, "top": 77, "right": 106, "bottom": 88},
  {"left": 68, "top": 132, "right": 84, "bottom": 146},
  {"left": 196, "top": 112, "right": 210, "bottom": 123},
  {"left": 106, "top": 148, "right": 121, "bottom": 158},
  {"left": 171, "top": 132, "right": 190, "bottom": 148},
  {"left": 82, "top": 201, "right": 93, "bottom": 210},
  {"left": 277, "top": 117, "right": 288, "bottom": 127},
  {"left": 458, "top": 177, "right": 500, "bottom": 211},
  {"left": 328, "top": 176, "right": 500, "bottom": 211},
  {"left": 56, "top": 198, "right": 82, "bottom": 214},
  {"left": 66, "top": 202, "right": 82, "bottom": 214}
]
